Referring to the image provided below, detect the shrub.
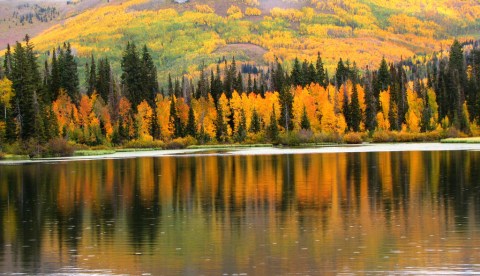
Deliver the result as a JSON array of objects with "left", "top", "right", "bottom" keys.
[
  {"left": 23, "top": 139, "right": 45, "bottom": 158},
  {"left": 46, "top": 138, "right": 75, "bottom": 157},
  {"left": 164, "top": 136, "right": 198, "bottom": 149},
  {"left": 0, "top": 151, "right": 5, "bottom": 160},
  {"left": 313, "top": 132, "right": 343, "bottom": 143},
  {"left": 372, "top": 130, "right": 395, "bottom": 143},
  {"left": 343, "top": 132, "right": 363, "bottom": 144},
  {"left": 123, "top": 139, "right": 165, "bottom": 149}
]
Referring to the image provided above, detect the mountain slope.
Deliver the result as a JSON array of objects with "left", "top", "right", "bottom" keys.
[{"left": 12, "top": 0, "right": 480, "bottom": 80}]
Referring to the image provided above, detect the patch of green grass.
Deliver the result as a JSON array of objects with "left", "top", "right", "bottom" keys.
[
  {"left": 187, "top": 144, "right": 273, "bottom": 149},
  {"left": 116, "top": 148, "right": 163, "bottom": 152},
  {"left": 74, "top": 150, "right": 116, "bottom": 156},
  {"left": 440, "top": 137, "right": 480, "bottom": 143},
  {"left": 0, "top": 154, "right": 30, "bottom": 160}
]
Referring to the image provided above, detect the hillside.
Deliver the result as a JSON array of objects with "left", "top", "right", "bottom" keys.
[
  {"left": 0, "top": 0, "right": 108, "bottom": 47},
  {"left": 5, "top": 0, "right": 480, "bottom": 81}
]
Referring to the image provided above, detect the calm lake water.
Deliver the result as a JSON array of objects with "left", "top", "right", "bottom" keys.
[{"left": 1, "top": 150, "right": 480, "bottom": 275}]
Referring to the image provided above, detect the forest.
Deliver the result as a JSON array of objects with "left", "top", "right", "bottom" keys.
[{"left": 0, "top": 36, "right": 479, "bottom": 157}]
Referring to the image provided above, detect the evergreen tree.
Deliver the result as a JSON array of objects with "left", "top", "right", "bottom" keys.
[
  {"left": 141, "top": 45, "right": 158, "bottom": 105},
  {"left": 315, "top": 52, "right": 326, "bottom": 87},
  {"left": 174, "top": 78, "right": 181, "bottom": 99},
  {"left": 121, "top": 41, "right": 142, "bottom": 108},
  {"left": 364, "top": 70, "right": 377, "bottom": 131},
  {"left": 349, "top": 83, "right": 362, "bottom": 132},
  {"left": 272, "top": 58, "right": 286, "bottom": 92},
  {"left": 235, "top": 109, "right": 247, "bottom": 142},
  {"left": 247, "top": 73, "right": 253, "bottom": 93},
  {"left": 186, "top": 106, "right": 197, "bottom": 137},
  {"left": 10, "top": 37, "right": 43, "bottom": 140},
  {"left": 59, "top": 42, "right": 80, "bottom": 103},
  {"left": 335, "top": 58, "right": 348, "bottom": 87},
  {"left": 279, "top": 87, "right": 293, "bottom": 131},
  {"left": 376, "top": 57, "right": 390, "bottom": 98},
  {"left": 96, "top": 58, "right": 111, "bottom": 103},
  {"left": 169, "top": 97, "right": 183, "bottom": 138},
  {"left": 87, "top": 54, "right": 96, "bottom": 96},
  {"left": 215, "top": 105, "right": 227, "bottom": 142},
  {"left": 49, "top": 49, "right": 61, "bottom": 101},
  {"left": 197, "top": 64, "right": 208, "bottom": 99},
  {"left": 249, "top": 108, "right": 261, "bottom": 133},
  {"left": 234, "top": 71, "right": 243, "bottom": 93},
  {"left": 266, "top": 105, "right": 279, "bottom": 142},
  {"left": 307, "top": 63, "right": 316, "bottom": 86},
  {"left": 211, "top": 65, "right": 223, "bottom": 105},
  {"left": 151, "top": 109, "right": 161, "bottom": 140},
  {"left": 291, "top": 57, "right": 302, "bottom": 87},
  {"left": 3, "top": 44, "right": 12, "bottom": 79},
  {"left": 168, "top": 73, "right": 174, "bottom": 96},
  {"left": 300, "top": 106, "right": 311, "bottom": 130}
]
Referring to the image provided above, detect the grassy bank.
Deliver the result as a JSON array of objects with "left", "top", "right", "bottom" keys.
[{"left": 441, "top": 137, "right": 480, "bottom": 143}]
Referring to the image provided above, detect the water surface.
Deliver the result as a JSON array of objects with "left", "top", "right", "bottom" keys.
[{"left": 1, "top": 150, "right": 480, "bottom": 274}]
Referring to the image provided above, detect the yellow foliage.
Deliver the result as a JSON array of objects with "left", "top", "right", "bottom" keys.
[
  {"left": 192, "top": 95, "right": 216, "bottom": 137},
  {"left": 136, "top": 100, "right": 153, "bottom": 141},
  {"left": 155, "top": 94, "right": 172, "bottom": 139},
  {"left": 195, "top": 4, "right": 214, "bottom": 14},
  {"left": 245, "top": 7, "right": 262, "bottom": 16},
  {"left": 227, "top": 5, "right": 243, "bottom": 20}
]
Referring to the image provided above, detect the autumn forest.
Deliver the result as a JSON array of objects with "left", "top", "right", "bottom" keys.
[{"left": 0, "top": 34, "right": 479, "bottom": 157}]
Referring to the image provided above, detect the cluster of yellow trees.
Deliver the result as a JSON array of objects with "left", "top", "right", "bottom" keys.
[{"left": 48, "top": 80, "right": 443, "bottom": 144}]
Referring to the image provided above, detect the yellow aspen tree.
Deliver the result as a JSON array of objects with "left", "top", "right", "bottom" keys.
[
  {"left": 155, "top": 94, "right": 172, "bottom": 139},
  {"left": 136, "top": 100, "right": 153, "bottom": 141}
]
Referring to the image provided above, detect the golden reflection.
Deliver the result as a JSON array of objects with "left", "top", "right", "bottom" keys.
[{"left": 0, "top": 151, "right": 479, "bottom": 274}]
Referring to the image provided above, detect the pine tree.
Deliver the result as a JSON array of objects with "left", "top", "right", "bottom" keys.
[
  {"left": 300, "top": 106, "right": 311, "bottom": 130},
  {"left": 234, "top": 71, "right": 243, "bottom": 93},
  {"left": 235, "top": 108, "right": 247, "bottom": 142},
  {"left": 169, "top": 97, "right": 183, "bottom": 138},
  {"left": 141, "top": 45, "right": 158, "bottom": 105},
  {"left": 59, "top": 42, "right": 79, "bottom": 103},
  {"left": 11, "top": 37, "right": 42, "bottom": 140},
  {"left": 349, "top": 83, "right": 362, "bottom": 132},
  {"left": 49, "top": 49, "right": 61, "bottom": 101},
  {"left": 364, "top": 70, "right": 377, "bottom": 131},
  {"left": 151, "top": 109, "right": 161, "bottom": 140},
  {"left": 249, "top": 108, "right": 261, "bottom": 133},
  {"left": 215, "top": 105, "right": 227, "bottom": 142},
  {"left": 168, "top": 73, "right": 174, "bottom": 96},
  {"left": 315, "top": 52, "right": 326, "bottom": 87},
  {"left": 121, "top": 41, "right": 142, "bottom": 109},
  {"left": 186, "top": 106, "right": 197, "bottom": 137},
  {"left": 376, "top": 57, "right": 390, "bottom": 98},
  {"left": 3, "top": 45, "right": 12, "bottom": 79},
  {"left": 291, "top": 57, "right": 302, "bottom": 87},
  {"left": 267, "top": 105, "right": 279, "bottom": 142},
  {"left": 335, "top": 58, "right": 347, "bottom": 87},
  {"left": 279, "top": 86, "right": 293, "bottom": 131},
  {"left": 96, "top": 58, "right": 111, "bottom": 103},
  {"left": 87, "top": 54, "right": 96, "bottom": 96}
]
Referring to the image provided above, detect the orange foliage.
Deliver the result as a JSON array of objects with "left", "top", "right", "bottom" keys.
[
  {"left": 136, "top": 100, "right": 153, "bottom": 141},
  {"left": 52, "top": 89, "right": 78, "bottom": 136}
]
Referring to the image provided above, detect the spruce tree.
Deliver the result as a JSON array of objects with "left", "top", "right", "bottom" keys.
[
  {"left": 279, "top": 87, "right": 293, "bottom": 131},
  {"left": 349, "top": 83, "right": 362, "bottom": 132},
  {"left": 267, "top": 105, "right": 279, "bottom": 142},
  {"left": 300, "top": 106, "right": 311, "bottom": 130},
  {"left": 186, "top": 106, "right": 197, "bottom": 137},
  {"left": 3, "top": 44, "right": 12, "bottom": 79},
  {"left": 169, "top": 97, "right": 183, "bottom": 138},
  {"left": 87, "top": 54, "right": 96, "bottom": 96},
  {"left": 315, "top": 52, "right": 326, "bottom": 87},
  {"left": 96, "top": 58, "right": 111, "bottom": 103},
  {"left": 249, "top": 108, "right": 261, "bottom": 133},
  {"left": 121, "top": 41, "right": 142, "bottom": 109},
  {"left": 60, "top": 43, "right": 80, "bottom": 103},
  {"left": 235, "top": 109, "right": 247, "bottom": 142},
  {"left": 215, "top": 105, "right": 227, "bottom": 142},
  {"left": 291, "top": 57, "right": 302, "bottom": 87},
  {"left": 141, "top": 45, "right": 158, "bottom": 105},
  {"left": 49, "top": 49, "right": 61, "bottom": 101},
  {"left": 364, "top": 70, "right": 377, "bottom": 131}
]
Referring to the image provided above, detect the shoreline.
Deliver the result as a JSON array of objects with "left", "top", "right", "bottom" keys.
[{"left": 1, "top": 142, "right": 480, "bottom": 165}]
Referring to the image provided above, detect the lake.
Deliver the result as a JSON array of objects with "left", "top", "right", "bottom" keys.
[{"left": 1, "top": 147, "right": 480, "bottom": 274}]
